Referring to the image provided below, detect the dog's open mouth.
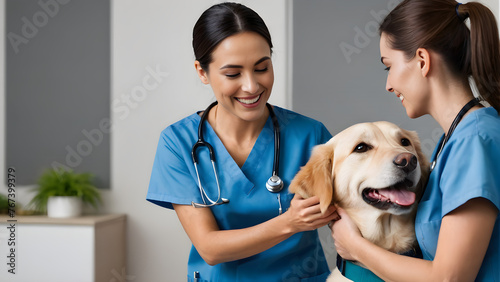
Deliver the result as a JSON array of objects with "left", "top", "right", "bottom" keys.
[{"left": 362, "top": 180, "right": 416, "bottom": 210}]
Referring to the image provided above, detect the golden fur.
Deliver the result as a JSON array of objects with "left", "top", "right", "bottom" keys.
[{"left": 290, "top": 121, "right": 430, "bottom": 254}]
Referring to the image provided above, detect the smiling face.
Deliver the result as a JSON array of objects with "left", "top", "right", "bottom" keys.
[
  {"left": 289, "top": 121, "right": 429, "bottom": 216},
  {"left": 195, "top": 31, "right": 274, "bottom": 123},
  {"left": 289, "top": 121, "right": 430, "bottom": 253},
  {"left": 380, "top": 33, "right": 430, "bottom": 119},
  {"left": 331, "top": 121, "right": 427, "bottom": 215}
]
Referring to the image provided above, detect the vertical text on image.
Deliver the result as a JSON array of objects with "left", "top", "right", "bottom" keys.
[{"left": 6, "top": 167, "right": 17, "bottom": 275}]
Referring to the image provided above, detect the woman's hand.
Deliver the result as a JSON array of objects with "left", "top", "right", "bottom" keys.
[
  {"left": 174, "top": 195, "right": 339, "bottom": 265},
  {"left": 331, "top": 207, "right": 363, "bottom": 261},
  {"left": 284, "top": 194, "right": 338, "bottom": 233}
]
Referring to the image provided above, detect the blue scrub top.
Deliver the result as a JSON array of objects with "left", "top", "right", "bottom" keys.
[
  {"left": 415, "top": 107, "right": 500, "bottom": 281},
  {"left": 147, "top": 106, "right": 333, "bottom": 282}
]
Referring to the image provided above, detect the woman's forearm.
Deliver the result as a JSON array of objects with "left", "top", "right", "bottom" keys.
[
  {"left": 174, "top": 196, "right": 336, "bottom": 265},
  {"left": 198, "top": 213, "right": 295, "bottom": 265},
  {"left": 350, "top": 237, "right": 434, "bottom": 282},
  {"left": 340, "top": 198, "right": 497, "bottom": 281}
]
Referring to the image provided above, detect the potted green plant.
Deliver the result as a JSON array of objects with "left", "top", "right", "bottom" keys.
[
  {"left": 0, "top": 193, "right": 8, "bottom": 214},
  {"left": 28, "top": 168, "right": 102, "bottom": 218}
]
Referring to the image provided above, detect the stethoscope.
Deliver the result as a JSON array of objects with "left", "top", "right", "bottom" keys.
[
  {"left": 430, "top": 97, "right": 481, "bottom": 172},
  {"left": 191, "top": 101, "right": 284, "bottom": 212}
]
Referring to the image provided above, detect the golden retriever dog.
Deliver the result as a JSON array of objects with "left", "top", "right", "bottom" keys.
[{"left": 289, "top": 121, "right": 430, "bottom": 281}]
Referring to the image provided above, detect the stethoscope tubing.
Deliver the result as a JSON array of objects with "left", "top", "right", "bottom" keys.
[
  {"left": 269, "top": 104, "right": 281, "bottom": 177},
  {"left": 191, "top": 101, "right": 283, "bottom": 208},
  {"left": 192, "top": 101, "right": 218, "bottom": 164}
]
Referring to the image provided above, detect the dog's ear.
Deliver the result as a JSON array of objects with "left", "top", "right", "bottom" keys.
[{"left": 289, "top": 143, "right": 335, "bottom": 214}]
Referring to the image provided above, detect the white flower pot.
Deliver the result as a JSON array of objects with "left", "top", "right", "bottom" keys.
[{"left": 47, "top": 196, "right": 82, "bottom": 218}]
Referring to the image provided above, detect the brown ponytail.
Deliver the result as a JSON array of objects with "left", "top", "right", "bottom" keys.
[
  {"left": 380, "top": 0, "right": 500, "bottom": 113},
  {"left": 460, "top": 2, "right": 500, "bottom": 112}
]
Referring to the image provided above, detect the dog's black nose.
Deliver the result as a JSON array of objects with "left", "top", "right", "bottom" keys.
[{"left": 393, "top": 153, "right": 417, "bottom": 173}]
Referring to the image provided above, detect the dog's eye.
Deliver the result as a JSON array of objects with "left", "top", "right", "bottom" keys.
[
  {"left": 401, "top": 138, "right": 411, "bottom": 146},
  {"left": 354, "top": 143, "right": 371, "bottom": 153}
]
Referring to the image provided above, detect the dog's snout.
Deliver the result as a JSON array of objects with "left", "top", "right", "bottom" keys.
[{"left": 393, "top": 153, "right": 417, "bottom": 173}]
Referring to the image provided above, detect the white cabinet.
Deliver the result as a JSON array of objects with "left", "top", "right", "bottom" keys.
[{"left": 0, "top": 214, "right": 126, "bottom": 282}]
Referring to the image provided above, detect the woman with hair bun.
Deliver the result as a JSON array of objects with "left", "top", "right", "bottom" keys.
[
  {"left": 332, "top": 0, "right": 500, "bottom": 281},
  {"left": 147, "top": 2, "right": 337, "bottom": 281}
]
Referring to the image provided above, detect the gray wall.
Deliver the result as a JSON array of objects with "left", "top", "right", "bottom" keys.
[
  {"left": 292, "top": 0, "right": 442, "bottom": 158},
  {"left": 6, "top": 0, "right": 110, "bottom": 187}
]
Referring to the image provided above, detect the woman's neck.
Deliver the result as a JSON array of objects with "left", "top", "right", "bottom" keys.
[
  {"left": 429, "top": 80, "right": 480, "bottom": 135},
  {"left": 207, "top": 104, "right": 269, "bottom": 167},
  {"left": 209, "top": 104, "right": 268, "bottom": 141}
]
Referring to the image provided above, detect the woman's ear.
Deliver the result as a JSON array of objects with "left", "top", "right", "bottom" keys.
[
  {"left": 194, "top": 60, "right": 210, "bottom": 84},
  {"left": 415, "top": 48, "right": 431, "bottom": 77}
]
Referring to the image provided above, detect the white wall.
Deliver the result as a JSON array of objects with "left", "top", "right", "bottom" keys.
[{"left": 0, "top": 1, "right": 498, "bottom": 281}]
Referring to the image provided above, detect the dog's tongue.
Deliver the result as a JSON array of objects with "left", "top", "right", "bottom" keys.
[{"left": 379, "top": 188, "right": 416, "bottom": 206}]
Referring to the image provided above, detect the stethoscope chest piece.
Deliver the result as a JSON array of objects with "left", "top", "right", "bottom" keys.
[
  {"left": 192, "top": 101, "right": 284, "bottom": 210},
  {"left": 266, "top": 175, "right": 283, "bottom": 193}
]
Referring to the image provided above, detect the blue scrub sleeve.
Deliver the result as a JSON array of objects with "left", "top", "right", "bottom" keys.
[
  {"left": 147, "top": 128, "right": 203, "bottom": 210},
  {"left": 440, "top": 134, "right": 500, "bottom": 216}
]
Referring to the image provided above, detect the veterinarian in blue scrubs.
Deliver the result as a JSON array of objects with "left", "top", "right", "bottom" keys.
[
  {"left": 331, "top": 1, "right": 500, "bottom": 281},
  {"left": 147, "top": 3, "right": 337, "bottom": 281}
]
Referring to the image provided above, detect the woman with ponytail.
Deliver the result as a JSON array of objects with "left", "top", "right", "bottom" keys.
[{"left": 331, "top": 1, "right": 500, "bottom": 281}]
